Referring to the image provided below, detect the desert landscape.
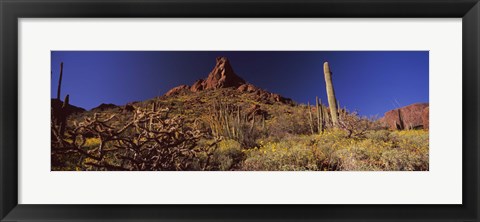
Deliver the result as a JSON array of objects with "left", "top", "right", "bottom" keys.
[{"left": 51, "top": 53, "right": 429, "bottom": 171}]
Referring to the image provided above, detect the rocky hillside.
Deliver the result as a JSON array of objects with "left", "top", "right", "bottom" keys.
[
  {"left": 165, "top": 57, "right": 292, "bottom": 104},
  {"left": 67, "top": 57, "right": 299, "bottom": 135},
  {"left": 62, "top": 56, "right": 429, "bottom": 132}
]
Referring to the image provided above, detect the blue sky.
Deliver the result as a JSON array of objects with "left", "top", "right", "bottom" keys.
[{"left": 51, "top": 51, "right": 428, "bottom": 117}]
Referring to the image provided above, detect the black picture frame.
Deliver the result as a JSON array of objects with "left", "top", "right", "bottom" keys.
[{"left": 1, "top": 0, "right": 479, "bottom": 221}]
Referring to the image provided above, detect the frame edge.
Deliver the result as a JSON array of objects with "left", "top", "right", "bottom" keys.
[{"left": 1, "top": 0, "right": 479, "bottom": 221}]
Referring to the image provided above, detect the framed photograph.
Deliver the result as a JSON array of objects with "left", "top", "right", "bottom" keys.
[{"left": 1, "top": 0, "right": 479, "bottom": 221}]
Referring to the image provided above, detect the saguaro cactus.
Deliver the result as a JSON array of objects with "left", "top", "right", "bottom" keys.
[
  {"left": 307, "top": 102, "right": 314, "bottom": 134},
  {"left": 56, "top": 62, "right": 64, "bottom": 100},
  {"left": 316, "top": 96, "right": 323, "bottom": 133},
  {"left": 59, "top": 94, "right": 70, "bottom": 136},
  {"left": 323, "top": 62, "right": 339, "bottom": 127},
  {"left": 52, "top": 62, "right": 71, "bottom": 138}
]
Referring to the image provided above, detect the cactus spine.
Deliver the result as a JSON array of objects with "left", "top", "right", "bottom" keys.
[
  {"left": 323, "top": 62, "right": 339, "bottom": 127},
  {"left": 56, "top": 62, "right": 64, "bottom": 100}
]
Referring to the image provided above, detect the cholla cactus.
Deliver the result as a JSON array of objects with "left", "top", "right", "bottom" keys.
[{"left": 52, "top": 106, "right": 211, "bottom": 171}]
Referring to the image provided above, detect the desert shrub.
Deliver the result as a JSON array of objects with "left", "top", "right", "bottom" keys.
[
  {"left": 311, "top": 129, "right": 429, "bottom": 171},
  {"left": 329, "top": 139, "right": 386, "bottom": 171},
  {"left": 379, "top": 130, "right": 429, "bottom": 170},
  {"left": 365, "top": 130, "right": 392, "bottom": 142},
  {"left": 242, "top": 136, "right": 320, "bottom": 171},
  {"left": 201, "top": 139, "right": 244, "bottom": 170},
  {"left": 309, "top": 129, "right": 349, "bottom": 170},
  {"left": 266, "top": 106, "right": 312, "bottom": 139},
  {"left": 338, "top": 111, "right": 381, "bottom": 138},
  {"left": 380, "top": 147, "right": 427, "bottom": 169}
]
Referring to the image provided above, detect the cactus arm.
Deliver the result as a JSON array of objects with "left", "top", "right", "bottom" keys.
[{"left": 308, "top": 102, "right": 314, "bottom": 134}]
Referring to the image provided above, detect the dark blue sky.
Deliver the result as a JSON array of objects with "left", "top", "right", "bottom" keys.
[{"left": 51, "top": 51, "right": 428, "bottom": 117}]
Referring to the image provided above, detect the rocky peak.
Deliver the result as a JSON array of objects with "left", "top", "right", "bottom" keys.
[
  {"left": 203, "top": 57, "right": 246, "bottom": 89},
  {"left": 164, "top": 57, "right": 292, "bottom": 104}
]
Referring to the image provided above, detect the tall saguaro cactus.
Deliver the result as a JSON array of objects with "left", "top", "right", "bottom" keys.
[
  {"left": 56, "top": 62, "right": 64, "bottom": 100},
  {"left": 323, "top": 62, "right": 339, "bottom": 127}
]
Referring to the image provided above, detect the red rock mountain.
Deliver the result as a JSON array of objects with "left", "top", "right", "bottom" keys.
[
  {"left": 381, "top": 103, "right": 429, "bottom": 130},
  {"left": 165, "top": 57, "right": 291, "bottom": 104},
  {"left": 200, "top": 57, "right": 246, "bottom": 90}
]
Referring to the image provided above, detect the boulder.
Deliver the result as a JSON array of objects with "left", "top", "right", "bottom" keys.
[
  {"left": 271, "top": 93, "right": 290, "bottom": 103},
  {"left": 237, "top": 83, "right": 258, "bottom": 93},
  {"left": 165, "top": 85, "right": 189, "bottom": 96},
  {"left": 190, "top": 79, "right": 205, "bottom": 92},
  {"left": 245, "top": 104, "right": 268, "bottom": 119},
  {"left": 422, "top": 107, "right": 429, "bottom": 130},
  {"left": 383, "top": 103, "right": 429, "bottom": 130}
]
